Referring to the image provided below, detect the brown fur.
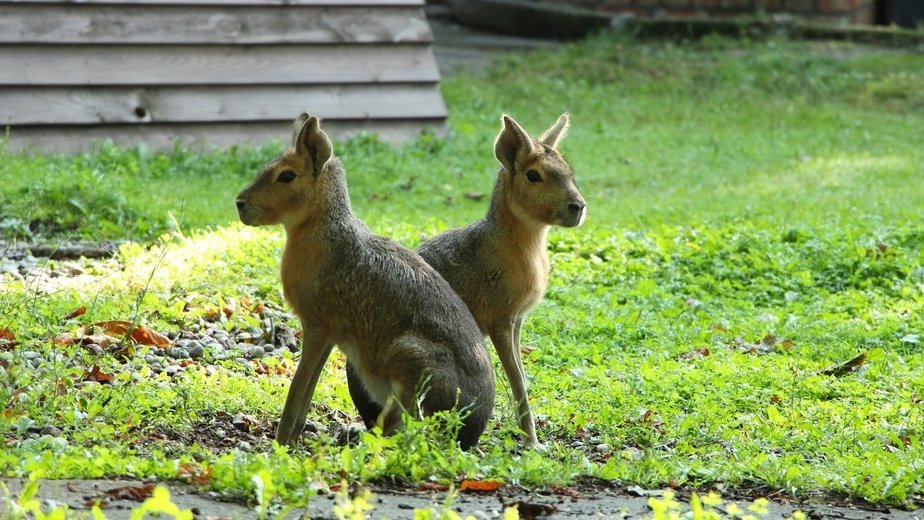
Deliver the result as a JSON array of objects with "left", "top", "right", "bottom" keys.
[
  {"left": 348, "top": 114, "right": 584, "bottom": 449},
  {"left": 237, "top": 114, "right": 494, "bottom": 449}
]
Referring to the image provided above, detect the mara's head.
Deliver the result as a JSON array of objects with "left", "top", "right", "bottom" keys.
[
  {"left": 236, "top": 113, "right": 333, "bottom": 228},
  {"left": 494, "top": 114, "right": 586, "bottom": 228}
]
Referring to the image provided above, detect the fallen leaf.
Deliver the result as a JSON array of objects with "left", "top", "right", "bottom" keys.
[
  {"left": 679, "top": 347, "right": 710, "bottom": 360},
  {"left": 103, "top": 483, "right": 155, "bottom": 501},
  {"left": 83, "top": 365, "right": 113, "bottom": 384},
  {"left": 548, "top": 485, "right": 581, "bottom": 498},
  {"left": 63, "top": 306, "right": 87, "bottom": 320},
  {"left": 418, "top": 482, "right": 449, "bottom": 492},
  {"left": 0, "top": 329, "right": 14, "bottom": 341},
  {"left": 770, "top": 394, "right": 781, "bottom": 404},
  {"left": 80, "top": 334, "right": 112, "bottom": 349},
  {"left": 820, "top": 352, "right": 867, "bottom": 377},
  {"left": 177, "top": 462, "right": 212, "bottom": 485},
  {"left": 460, "top": 479, "right": 503, "bottom": 493},
  {"left": 55, "top": 333, "right": 77, "bottom": 345},
  {"left": 93, "top": 320, "right": 171, "bottom": 347}
]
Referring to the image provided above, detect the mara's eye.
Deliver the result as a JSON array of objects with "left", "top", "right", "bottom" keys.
[
  {"left": 277, "top": 170, "right": 296, "bottom": 183},
  {"left": 526, "top": 170, "right": 542, "bottom": 183}
]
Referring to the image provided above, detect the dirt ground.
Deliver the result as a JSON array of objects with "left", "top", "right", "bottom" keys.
[{"left": 5, "top": 477, "right": 923, "bottom": 520}]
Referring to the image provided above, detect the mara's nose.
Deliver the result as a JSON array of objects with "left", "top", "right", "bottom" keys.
[
  {"left": 568, "top": 200, "right": 586, "bottom": 215},
  {"left": 235, "top": 198, "right": 246, "bottom": 211}
]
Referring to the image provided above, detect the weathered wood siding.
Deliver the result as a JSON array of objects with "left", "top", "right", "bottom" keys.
[{"left": 0, "top": 0, "right": 446, "bottom": 152}]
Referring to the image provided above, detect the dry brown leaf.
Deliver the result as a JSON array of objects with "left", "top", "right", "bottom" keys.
[
  {"left": 177, "top": 462, "right": 212, "bottom": 486},
  {"left": 679, "top": 347, "right": 710, "bottom": 360},
  {"left": 549, "top": 485, "right": 581, "bottom": 498},
  {"left": 93, "top": 320, "right": 170, "bottom": 347},
  {"left": 83, "top": 365, "right": 113, "bottom": 384},
  {"left": 103, "top": 483, "right": 155, "bottom": 502},
  {"left": 460, "top": 479, "right": 503, "bottom": 493},
  {"left": 80, "top": 334, "right": 112, "bottom": 348},
  {"left": 63, "top": 306, "right": 87, "bottom": 320},
  {"left": 55, "top": 333, "right": 77, "bottom": 345},
  {"left": 418, "top": 482, "right": 449, "bottom": 492},
  {"left": 0, "top": 329, "right": 14, "bottom": 342},
  {"left": 820, "top": 352, "right": 867, "bottom": 377}
]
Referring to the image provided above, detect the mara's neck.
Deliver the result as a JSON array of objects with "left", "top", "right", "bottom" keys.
[
  {"left": 485, "top": 170, "right": 550, "bottom": 251},
  {"left": 282, "top": 158, "right": 360, "bottom": 244}
]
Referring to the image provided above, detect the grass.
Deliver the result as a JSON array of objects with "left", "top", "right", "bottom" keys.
[{"left": 1, "top": 33, "right": 923, "bottom": 512}]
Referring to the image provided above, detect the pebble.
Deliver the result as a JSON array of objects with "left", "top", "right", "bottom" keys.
[
  {"left": 164, "top": 365, "right": 181, "bottom": 376},
  {"left": 246, "top": 346, "right": 265, "bottom": 359},
  {"left": 595, "top": 443, "right": 610, "bottom": 453},
  {"left": 41, "top": 425, "right": 63, "bottom": 436},
  {"left": 22, "top": 351, "right": 41, "bottom": 360},
  {"left": 167, "top": 347, "right": 189, "bottom": 360},
  {"left": 188, "top": 344, "right": 205, "bottom": 359},
  {"left": 85, "top": 344, "right": 103, "bottom": 355}
]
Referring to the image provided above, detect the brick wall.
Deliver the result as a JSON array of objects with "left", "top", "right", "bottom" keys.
[{"left": 553, "top": 0, "right": 877, "bottom": 24}]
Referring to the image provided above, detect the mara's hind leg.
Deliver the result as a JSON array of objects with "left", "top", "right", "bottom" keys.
[
  {"left": 376, "top": 381, "right": 420, "bottom": 437},
  {"left": 346, "top": 361, "right": 384, "bottom": 429}
]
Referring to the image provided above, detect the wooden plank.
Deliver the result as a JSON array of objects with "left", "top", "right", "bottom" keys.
[
  {"left": 0, "top": 84, "right": 448, "bottom": 125},
  {"left": 0, "top": 45, "right": 440, "bottom": 86},
  {"left": 2, "top": 0, "right": 423, "bottom": 6},
  {"left": 4, "top": 119, "right": 448, "bottom": 153},
  {"left": 0, "top": 5, "right": 432, "bottom": 44}
]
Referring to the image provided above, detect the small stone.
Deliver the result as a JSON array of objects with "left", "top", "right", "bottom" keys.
[
  {"left": 246, "top": 346, "right": 265, "bottom": 359},
  {"left": 261, "top": 343, "right": 275, "bottom": 353},
  {"left": 166, "top": 347, "right": 189, "bottom": 360},
  {"left": 236, "top": 342, "right": 251, "bottom": 351},
  {"left": 236, "top": 441, "right": 252, "bottom": 451},
  {"left": 188, "top": 344, "right": 205, "bottom": 359},
  {"left": 40, "top": 425, "right": 62, "bottom": 436},
  {"left": 22, "top": 351, "right": 41, "bottom": 360},
  {"left": 174, "top": 339, "right": 191, "bottom": 349},
  {"left": 144, "top": 355, "right": 158, "bottom": 364},
  {"left": 85, "top": 343, "right": 103, "bottom": 355},
  {"left": 165, "top": 365, "right": 180, "bottom": 376},
  {"left": 234, "top": 357, "right": 249, "bottom": 366},
  {"left": 595, "top": 443, "right": 610, "bottom": 453}
]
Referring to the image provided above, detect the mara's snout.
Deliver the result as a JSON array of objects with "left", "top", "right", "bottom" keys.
[
  {"left": 235, "top": 196, "right": 257, "bottom": 226},
  {"left": 559, "top": 197, "right": 586, "bottom": 228}
]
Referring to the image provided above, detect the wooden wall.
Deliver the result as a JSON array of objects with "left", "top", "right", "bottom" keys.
[{"left": 0, "top": 0, "right": 447, "bottom": 152}]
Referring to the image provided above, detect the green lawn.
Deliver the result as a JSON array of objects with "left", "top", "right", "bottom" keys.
[{"left": 1, "top": 34, "right": 923, "bottom": 511}]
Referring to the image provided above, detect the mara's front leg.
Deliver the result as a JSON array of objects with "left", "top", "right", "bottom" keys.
[
  {"left": 490, "top": 318, "right": 540, "bottom": 449},
  {"left": 276, "top": 331, "right": 333, "bottom": 446}
]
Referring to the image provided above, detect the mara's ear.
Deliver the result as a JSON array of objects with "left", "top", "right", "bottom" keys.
[
  {"left": 294, "top": 115, "right": 333, "bottom": 176},
  {"left": 494, "top": 114, "right": 535, "bottom": 173},
  {"left": 292, "top": 112, "right": 311, "bottom": 144},
  {"left": 539, "top": 113, "right": 570, "bottom": 148}
]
